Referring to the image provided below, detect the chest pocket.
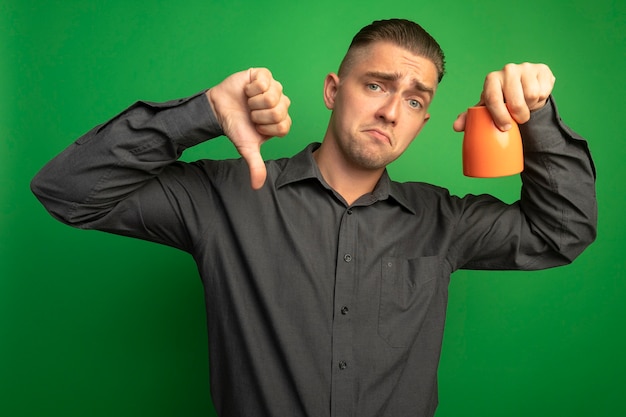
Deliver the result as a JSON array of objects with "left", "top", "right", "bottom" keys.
[{"left": 378, "top": 256, "right": 441, "bottom": 348}]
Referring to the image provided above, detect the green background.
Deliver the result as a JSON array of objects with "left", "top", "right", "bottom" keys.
[{"left": 2, "top": 0, "right": 624, "bottom": 416}]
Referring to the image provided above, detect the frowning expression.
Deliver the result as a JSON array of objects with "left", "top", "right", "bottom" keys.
[{"left": 323, "top": 41, "right": 439, "bottom": 170}]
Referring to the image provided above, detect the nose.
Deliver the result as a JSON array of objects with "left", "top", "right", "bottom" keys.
[{"left": 376, "top": 95, "right": 401, "bottom": 125}]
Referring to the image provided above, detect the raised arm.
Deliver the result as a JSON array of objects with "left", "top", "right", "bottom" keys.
[
  {"left": 450, "top": 63, "right": 597, "bottom": 270},
  {"left": 31, "top": 68, "right": 290, "bottom": 234}
]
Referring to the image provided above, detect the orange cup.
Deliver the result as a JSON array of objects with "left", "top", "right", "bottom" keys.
[{"left": 462, "top": 106, "right": 523, "bottom": 178}]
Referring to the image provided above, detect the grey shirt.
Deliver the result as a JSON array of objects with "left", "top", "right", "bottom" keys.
[{"left": 31, "top": 91, "right": 597, "bottom": 417}]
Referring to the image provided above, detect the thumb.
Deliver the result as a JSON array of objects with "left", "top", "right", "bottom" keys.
[
  {"left": 238, "top": 144, "right": 267, "bottom": 190},
  {"left": 453, "top": 111, "right": 468, "bottom": 132}
]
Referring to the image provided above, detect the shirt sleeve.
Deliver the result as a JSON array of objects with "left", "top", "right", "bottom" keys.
[
  {"left": 450, "top": 96, "right": 597, "bottom": 271},
  {"left": 31, "top": 91, "right": 225, "bottom": 250}
]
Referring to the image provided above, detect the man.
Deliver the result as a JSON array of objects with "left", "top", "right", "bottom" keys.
[{"left": 31, "top": 19, "right": 596, "bottom": 417}]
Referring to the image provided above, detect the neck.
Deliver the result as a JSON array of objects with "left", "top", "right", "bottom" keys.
[{"left": 313, "top": 140, "right": 384, "bottom": 206}]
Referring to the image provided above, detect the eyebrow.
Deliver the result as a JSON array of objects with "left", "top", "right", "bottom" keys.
[{"left": 365, "top": 71, "right": 435, "bottom": 97}]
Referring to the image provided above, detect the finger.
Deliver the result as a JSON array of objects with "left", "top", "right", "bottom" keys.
[
  {"left": 248, "top": 80, "right": 284, "bottom": 111},
  {"left": 499, "top": 63, "right": 531, "bottom": 125},
  {"left": 481, "top": 71, "right": 512, "bottom": 131},
  {"left": 250, "top": 94, "right": 291, "bottom": 124},
  {"left": 518, "top": 67, "right": 541, "bottom": 109},
  {"left": 245, "top": 67, "right": 272, "bottom": 98},
  {"left": 255, "top": 114, "right": 292, "bottom": 138},
  {"left": 528, "top": 64, "right": 555, "bottom": 110}
]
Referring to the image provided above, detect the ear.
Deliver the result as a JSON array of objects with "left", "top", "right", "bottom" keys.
[{"left": 323, "top": 73, "right": 340, "bottom": 110}]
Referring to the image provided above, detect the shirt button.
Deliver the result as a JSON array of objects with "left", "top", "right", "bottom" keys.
[
  {"left": 341, "top": 306, "right": 349, "bottom": 315},
  {"left": 343, "top": 254, "right": 352, "bottom": 263},
  {"left": 347, "top": 208, "right": 353, "bottom": 215},
  {"left": 338, "top": 361, "right": 347, "bottom": 370}
]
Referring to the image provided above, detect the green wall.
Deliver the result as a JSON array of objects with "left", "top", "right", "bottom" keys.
[{"left": 2, "top": 0, "right": 624, "bottom": 416}]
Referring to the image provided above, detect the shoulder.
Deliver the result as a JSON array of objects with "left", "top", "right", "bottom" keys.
[{"left": 391, "top": 180, "right": 458, "bottom": 205}]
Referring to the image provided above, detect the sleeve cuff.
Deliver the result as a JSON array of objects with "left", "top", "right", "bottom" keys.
[
  {"left": 519, "top": 95, "right": 596, "bottom": 177},
  {"left": 141, "top": 90, "right": 225, "bottom": 149},
  {"left": 519, "top": 95, "right": 585, "bottom": 152}
]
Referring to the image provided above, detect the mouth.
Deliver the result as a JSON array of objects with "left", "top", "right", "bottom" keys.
[{"left": 363, "top": 128, "right": 392, "bottom": 145}]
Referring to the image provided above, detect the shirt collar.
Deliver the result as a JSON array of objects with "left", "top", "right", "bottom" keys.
[{"left": 276, "top": 143, "right": 416, "bottom": 214}]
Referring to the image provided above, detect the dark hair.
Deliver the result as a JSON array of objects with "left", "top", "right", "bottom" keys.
[{"left": 338, "top": 19, "right": 446, "bottom": 83}]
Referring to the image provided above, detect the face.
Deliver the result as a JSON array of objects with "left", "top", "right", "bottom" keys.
[{"left": 323, "top": 41, "right": 438, "bottom": 170}]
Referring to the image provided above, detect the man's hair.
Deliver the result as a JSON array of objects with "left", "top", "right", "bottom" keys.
[{"left": 338, "top": 19, "right": 446, "bottom": 83}]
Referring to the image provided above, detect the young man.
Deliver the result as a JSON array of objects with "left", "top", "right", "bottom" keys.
[{"left": 32, "top": 19, "right": 596, "bottom": 417}]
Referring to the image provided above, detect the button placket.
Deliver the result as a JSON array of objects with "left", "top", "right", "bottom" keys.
[{"left": 330, "top": 207, "right": 357, "bottom": 416}]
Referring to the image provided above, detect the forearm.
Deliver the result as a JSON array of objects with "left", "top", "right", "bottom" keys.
[
  {"left": 517, "top": 95, "right": 597, "bottom": 262},
  {"left": 31, "top": 91, "right": 223, "bottom": 226},
  {"left": 455, "top": 96, "right": 597, "bottom": 271}
]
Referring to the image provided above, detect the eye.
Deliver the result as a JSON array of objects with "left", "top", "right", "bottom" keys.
[
  {"left": 408, "top": 99, "right": 422, "bottom": 109},
  {"left": 367, "top": 83, "right": 381, "bottom": 92}
]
